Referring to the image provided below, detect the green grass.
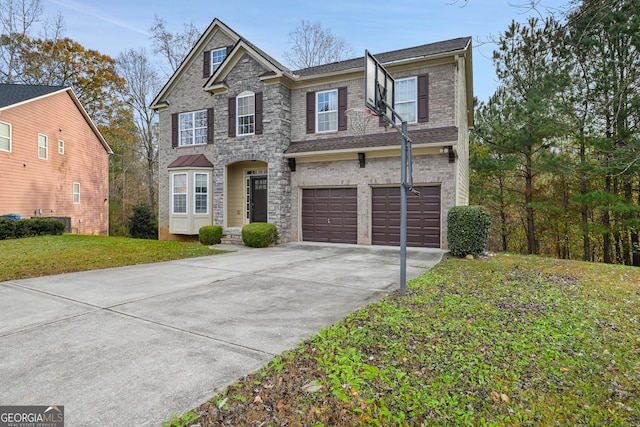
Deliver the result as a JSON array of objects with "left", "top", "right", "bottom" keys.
[
  {"left": 195, "top": 254, "right": 640, "bottom": 426},
  {"left": 0, "top": 234, "right": 224, "bottom": 282}
]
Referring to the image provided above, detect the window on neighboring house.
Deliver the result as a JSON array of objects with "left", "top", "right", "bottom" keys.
[
  {"left": 316, "top": 89, "right": 338, "bottom": 132},
  {"left": 73, "top": 182, "right": 80, "bottom": 204},
  {"left": 179, "top": 110, "right": 207, "bottom": 146},
  {"left": 395, "top": 77, "right": 417, "bottom": 123},
  {"left": 38, "top": 134, "right": 48, "bottom": 159},
  {"left": 58, "top": 140, "right": 64, "bottom": 154},
  {"left": 211, "top": 48, "right": 227, "bottom": 74},
  {"left": 172, "top": 173, "right": 187, "bottom": 214},
  {"left": 0, "top": 121, "right": 10, "bottom": 152},
  {"left": 237, "top": 92, "right": 255, "bottom": 135},
  {"left": 194, "top": 173, "right": 209, "bottom": 214}
]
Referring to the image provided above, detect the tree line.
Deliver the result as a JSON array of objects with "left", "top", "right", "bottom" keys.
[{"left": 472, "top": 0, "right": 640, "bottom": 266}]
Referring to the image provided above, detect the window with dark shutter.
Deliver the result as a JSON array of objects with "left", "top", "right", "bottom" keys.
[
  {"left": 203, "top": 51, "right": 211, "bottom": 78},
  {"left": 338, "top": 87, "right": 347, "bottom": 131},
  {"left": 207, "top": 108, "right": 214, "bottom": 144},
  {"left": 228, "top": 97, "right": 236, "bottom": 137},
  {"left": 418, "top": 74, "right": 429, "bottom": 123},
  {"left": 172, "top": 113, "right": 178, "bottom": 148},
  {"left": 255, "top": 92, "right": 263, "bottom": 135},
  {"left": 306, "top": 91, "right": 315, "bottom": 134}
]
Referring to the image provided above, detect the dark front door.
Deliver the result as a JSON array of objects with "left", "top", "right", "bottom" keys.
[{"left": 250, "top": 176, "right": 268, "bottom": 222}]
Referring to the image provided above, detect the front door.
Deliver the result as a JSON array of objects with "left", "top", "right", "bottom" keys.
[{"left": 250, "top": 176, "right": 268, "bottom": 222}]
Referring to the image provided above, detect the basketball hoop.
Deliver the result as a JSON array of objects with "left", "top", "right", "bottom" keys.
[{"left": 345, "top": 107, "right": 378, "bottom": 138}]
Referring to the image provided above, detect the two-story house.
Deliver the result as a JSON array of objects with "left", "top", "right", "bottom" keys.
[
  {"left": 0, "top": 84, "right": 111, "bottom": 235},
  {"left": 151, "top": 19, "right": 473, "bottom": 248}
]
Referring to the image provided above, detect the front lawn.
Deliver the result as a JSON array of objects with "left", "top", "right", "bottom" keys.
[
  {"left": 0, "top": 234, "right": 223, "bottom": 282},
  {"left": 176, "top": 254, "right": 640, "bottom": 426}
]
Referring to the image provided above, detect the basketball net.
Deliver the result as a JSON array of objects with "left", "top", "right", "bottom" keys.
[{"left": 345, "top": 107, "right": 378, "bottom": 139}]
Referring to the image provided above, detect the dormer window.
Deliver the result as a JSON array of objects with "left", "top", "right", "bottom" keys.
[
  {"left": 204, "top": 47, "right": 228, "bottom": 77},
  {"left": 211, "top": 48, "right": 227, "bottom": 74}
]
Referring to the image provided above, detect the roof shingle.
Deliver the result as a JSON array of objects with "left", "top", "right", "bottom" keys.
[
  {"left": 293, "top": 37, "right": 471, "bottom": 77},
  {"left": 0, "top": 84, "right": 67, "bottom": 109},
  {"left": 286, "top": 126, "right": 458, "bottom": 154}
]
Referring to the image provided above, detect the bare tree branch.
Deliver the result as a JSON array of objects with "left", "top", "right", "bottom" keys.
[{"left": 283, "top": 19, "right": 353, "bottom": 69}]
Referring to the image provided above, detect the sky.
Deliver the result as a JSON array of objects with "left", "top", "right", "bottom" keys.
[{"left": 41, "top": 0, "right": 569, "bottom": 103}]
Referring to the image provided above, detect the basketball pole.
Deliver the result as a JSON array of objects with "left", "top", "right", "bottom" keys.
[{"left": 380, "top": 103, "right": 419, "bottom": 297}]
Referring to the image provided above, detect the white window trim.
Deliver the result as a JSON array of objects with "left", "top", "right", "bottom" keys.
[
  {"left": 211, "top": 47, "right": 227, "bottom": 75},
  {"left": 394, "top": 76, "right": 418, "bottom": 124},
  {"left": 0, "top": 121, "right": 11, "bottom": 153},
  {"left": 172, "top": 173, "right": 188, "bottom": 214},
  {"left": 38, "top": 133, "right": 48, "bottom": 160},
  {"left": 236, "top": 92, "right": 255, "bottom": 136},
  {"left": 316, "top": 89, "right": 338, "bottom": 133},
  {"left": 178, "top": 110, "right": 207, "bottom": 147},
  {"left": 194, "top": 172, "right": 209, "bottom": 215},
  {"left": 58, "top": 139, "right": 64, "bottom": 155},
  {"left": 72, "top": 182, "right": 80, "bottom": 204}
]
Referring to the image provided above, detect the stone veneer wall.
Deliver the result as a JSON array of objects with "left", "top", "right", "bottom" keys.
[{"left": 157, "top": 35, "right": 292, "bottom": 240}]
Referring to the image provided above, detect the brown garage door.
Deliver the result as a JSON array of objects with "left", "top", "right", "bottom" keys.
[
  {"left": 372, "top": 186, "right": 441, "bottom": 248},
  {"left": 302, "top": 188, "right": 357, "bottom": 244}
]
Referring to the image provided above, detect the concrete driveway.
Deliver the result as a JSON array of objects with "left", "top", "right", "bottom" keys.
[{"left": 0, "top": 242, "right": 444, "bottom": 426}]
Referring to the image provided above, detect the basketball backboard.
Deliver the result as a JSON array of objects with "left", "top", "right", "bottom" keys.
[{"left": 365, "top": 50, "right": 395, "bottom": 123}]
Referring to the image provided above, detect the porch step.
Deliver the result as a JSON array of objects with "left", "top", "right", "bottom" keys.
[{"left": 221, "top": 227, "right": 244, "bottom": 245}]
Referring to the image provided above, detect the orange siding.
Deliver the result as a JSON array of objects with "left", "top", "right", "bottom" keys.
[{"left": 0, "top": 91, "right": 109, "bottom": 235}]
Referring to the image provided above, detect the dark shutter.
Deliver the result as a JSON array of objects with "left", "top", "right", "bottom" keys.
[
  {"left": 203, "top": 51, "right": 211, "bottom": 78},
  {"left": 338, "top": 87, "right": 347, "bottom": 131},
  {"left": 418, "top": 74, "right": 429, "bottom": 123},
  {"left": 207, "top": 108, "right": 214, "bottom": 144},
  {"left": 228, "top": 97, "right": 236, "bottom": 137},
  {"left": 306, "top": 91, "right": 315, "bottom": 134},
  {"left": 255, "top": 92, "right": 263, "bottom": 135},
  {"left": 171, "top": 113, "right": 178, "bottom": 148}
]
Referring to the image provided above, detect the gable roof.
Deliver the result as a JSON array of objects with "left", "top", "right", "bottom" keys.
[
  {"left": 0, "top": 83, "right": 112, "bottom": 154},
  {"left": 0, "top": 84, "right": 67, "bottom": 109},
  {"left": 151, "top": 18, "right": 294, "bottom": 109}
]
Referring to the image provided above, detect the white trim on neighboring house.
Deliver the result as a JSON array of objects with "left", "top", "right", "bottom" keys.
[
  {"left": 38, "top": 133, "right": 48, "bottom": 160},
  {"left": 72, "top": 182, "right": 80, "bottom": 204},
  {"left": 0, "top": 120, "right": 11, "bottom": 152}
]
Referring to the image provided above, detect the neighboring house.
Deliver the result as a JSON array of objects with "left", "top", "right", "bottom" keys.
[
  {"left": 0, "top": 84, "right": 111, "bottom": 235},
  {"left": 151, "top": 19, "right": 473, "bottom": 248}
]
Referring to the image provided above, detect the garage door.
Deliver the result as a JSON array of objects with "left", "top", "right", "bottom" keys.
[
  {"left": 372, "top": 186, "right": 441, "bottom": 248},
  {"left": 302, "top": 188, "right": 357, "bottom": 244}
]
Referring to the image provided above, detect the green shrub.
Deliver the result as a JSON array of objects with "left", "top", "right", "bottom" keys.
[
  {"left": 242, "top": 222, "right": 278, "bottom": 248},
  {"left": 447, "top": 205, "right": 491, "bottom": 257},
  {"left": 128, "top": 203, "right": 158, "bottom": 239},
  {"left": 199, "top": 225, "right": 223, "bottom": 245},
  {"left": 31, "top": 218, "right": 65, "bottom": 235},
  {"left": 14, "top": 219, "right": 36, "bottom": 238},
  {"left": 0, "top": 218, "right": 16, "bottom": 240}
]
